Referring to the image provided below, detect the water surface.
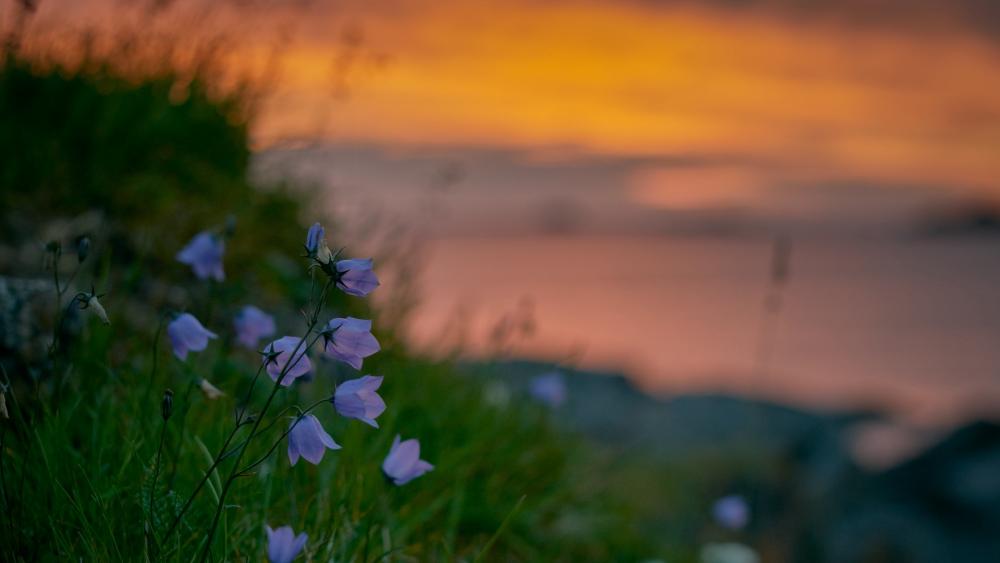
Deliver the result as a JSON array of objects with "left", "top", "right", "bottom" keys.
[{"left": 408, "top": 235, "right": 1000, "bottom": 425}]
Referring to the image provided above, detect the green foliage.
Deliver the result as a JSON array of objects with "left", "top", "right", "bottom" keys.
[
  {"left": 0, "top": 59, "right": 659, "bottom": 561},
  {"left": 1, "top": 337, "right": 655, "bottom": 561},
  {"left": 0, "top": 57, "right": 247, "bottom": 233}
]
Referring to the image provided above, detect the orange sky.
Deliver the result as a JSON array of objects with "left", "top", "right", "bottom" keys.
[
  {"left": 19, "top": 0, "right": 1000, "bottom": 211},
  {"left": 243, "top": 0, "right": 1000, "bottom": 203}
]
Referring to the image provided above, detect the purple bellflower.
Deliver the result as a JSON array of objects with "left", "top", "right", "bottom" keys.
[
  {"left": 263, "top": 336, "right": 312, "bottom": 386},
  {"left": 334, "top": 258, "right": 379, "bottom": 297},
  {"left": 305, "top": 222, "right": 334, "bottom": 264},
  {"left": 333, "top": 375, "right": 386, "bottom": 428},
  {"left": 305, "top": 222, "right": 324, "bottom": 253},
  {"left": 176, "top": 231, "right": 225, "bottom": 281},
  {"left": 529, "top": 372, "right": 567, "bottom": 407},
  {"left": 322, "top": 317, "right": 380, "bottom": 370},
  {"left": 382, "top": 435, "right": 434, "bottom": 486},
  {"left": 287, "top": 414, "right": 340, "bottom": 466},
  {"left": 167, "top": 313, "right": 218, "bottom": 361},
  {"left": 266, "top": 525, "right": 308, "bottom": 563},
  {"left": 713, "top": 494, "right": 750, "bottom": 530},
  {"left": 234, "top": 305, "right": 276, "bottom": 349}
]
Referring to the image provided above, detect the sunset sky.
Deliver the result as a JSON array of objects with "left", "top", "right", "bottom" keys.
[
  {"left": 20, "top": 0, "right": 1000, "bottom": 232},
  {"left": 13, "top": 0, "right": 1000, "bottom": 420}
]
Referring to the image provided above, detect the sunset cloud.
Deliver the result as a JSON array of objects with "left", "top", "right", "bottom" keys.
[{"left": 22, "top": 0, "right": 1000, "bottom": 215}]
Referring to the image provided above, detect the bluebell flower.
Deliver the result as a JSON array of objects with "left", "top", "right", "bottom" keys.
[
  {"left": 305, "top": 222, "right": 324, "bottom": 254},
  {"left": 176, "top": 231, "right": 225, "bottom": 281},
  {"left": 287, "top": 414, "right": 340, "bottom": 466},
  {"left": 382, "top": 435, "right": 433, "bottom": 485},
  {"left": 713, "top": 495, "right": 749, "bottom": 530},
  {"left": 263, "top": 336, "right": 312, "bottom": 386},
  {"left": 167, "top": 313, "right": 217, "bottom": 360},
  {"left": 333, "top": 375, "right": 385, "bottom": 428},
  {"left": 529, "top": 372, "right": 566, "bottom": 407},
  {"left": 234, "top": 305, "right": 276, "bottom": 349},
  {"left": 266, "top": 525, "right": 307, "bottom": 563},
  {"left": 334, "top": 258, "right": 379, "bottom": 297},
  {"left": 322, "top": 317, "right": 380, "bottom": 370},
  {"left": 305, "top": 222, "right": 334, "bottom": 264}
]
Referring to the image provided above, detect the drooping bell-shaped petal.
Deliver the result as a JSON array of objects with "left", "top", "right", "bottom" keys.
[
  {"left": 234, "top": 305, "right": 276, "bottom": 349},
  {"left": 287, "top": 414, "right": 340, "bottom": 466},
  {"left": 713, "top": 495, "right": 750, "bottom": 531},
  {"left": 305, "top": 222, "right": 325, "bottom": 253},
  {"left": 167, "top": 313, "right": 218, "bottom": 361},
  {"left": 176, "top": 231, "right": 225, "bottom": 281},
  {"left": 266, "top": 525, "right": 308, "bottom": 563},
  {"left": 382, "top": 435, "right": 434, "bottom": 486},
  {"left": 333, "top": 375, "right": 385, "bottom": 428},
  {"left": 334, "top": 258, "right": 379, "bottom": 297},
  {"left": 322, "top": 317, "right": 380, "bottom": 370},
  {"left": 263, "top": 336, "right": 312, "bottom": 386},
  {"left": 529, "top": 372, "right": 566, "bottom": 408}
]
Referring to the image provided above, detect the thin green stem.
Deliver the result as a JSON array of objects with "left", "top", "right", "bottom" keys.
[
  {"left": 144, "top": 316, "right": 167, "bottom": 414},
  {"left": 147, "top": 415, "right": 169, "bottom": 550},
  {"left": 161, "top": 359, "right": 266, "bottom": 542},
  {"left": 165, "top": 378, "right": 197, "bottom": 490},
  {"left": 198, "top": 280, "right": 332, "bottom": 561},
  {"left": 237, "top": 398, "right": 329, "bottom": 476}
]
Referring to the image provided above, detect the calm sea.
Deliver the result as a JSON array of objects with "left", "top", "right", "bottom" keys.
[{"left": 406, "top": 235, "right": 1000, "bottom": 426}]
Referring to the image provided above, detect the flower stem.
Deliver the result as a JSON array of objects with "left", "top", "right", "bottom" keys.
[
  {"left": 237, "top": 397, "right": 329, "bottom": 476},
  {"left": 147, "top": 414, "right": 169, "bottom": 550},
  {"left": 161, "top": 360, "right": 264, "bottom": 542},
  {"left": 197, "top": 280, "right": 332, "bottom": 561}
]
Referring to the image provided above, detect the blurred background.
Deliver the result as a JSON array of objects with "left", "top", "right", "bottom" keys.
[{"left": 3, "top": 0, "right": 1000, "bottom": 561}]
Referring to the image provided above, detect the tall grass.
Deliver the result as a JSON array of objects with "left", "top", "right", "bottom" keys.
[{"left": 0, "top": 48, "right": 659, "bottom": 561}]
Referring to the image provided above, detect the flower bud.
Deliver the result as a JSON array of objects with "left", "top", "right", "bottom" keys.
[
  {"left": 0, "top": 391, "right": 8, "bottom": 420},
  {"left": 161, "top": 389, "right": 174, "bottom": 421},
  {"left": 87, "top": 295, "right": 110, "bottom": 325},
  {"left": 316, "top": 239, "right": 334, "bottom": 265},
  {"left": 76, "top": 236, "right": 91, "bottom": 264}
]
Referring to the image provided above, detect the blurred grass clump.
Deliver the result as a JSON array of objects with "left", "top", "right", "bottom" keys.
[{"left": 0, "top": 32, "right": 658, "bottom": 563}]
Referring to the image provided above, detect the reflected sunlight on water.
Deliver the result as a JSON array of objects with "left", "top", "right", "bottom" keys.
[{"left": 409, "top": 235, "right": 1000, "bottom": 425}]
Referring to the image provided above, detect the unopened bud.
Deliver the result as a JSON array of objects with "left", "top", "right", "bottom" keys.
[
  {"left": 316, "top": 239, "right": 333, "bottom": 264},
  {"left": 87, "top": 295, "right": 110, "bottom": 325},
  {"left": 316, "top": 239, "right": 334, "bottom": 265},
  {"left": 0, "top": 391, "right": 8, "bottom": 419},
  {"left": 198, "top": 378, "right": 224, "bottom": 400},
  {"left": 76, "top": 236, "right": 91, "bottom": 263},
  {"left": 161, "top": 389, "right": 174, "bottom": 421}
]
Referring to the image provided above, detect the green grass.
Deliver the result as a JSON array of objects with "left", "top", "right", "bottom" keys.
[
  {"left": 0, "top": 49, "right": 668, "bottom": 562},
  {"left": 1, "top": 309, "right": 658, "bottom": 561}
]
